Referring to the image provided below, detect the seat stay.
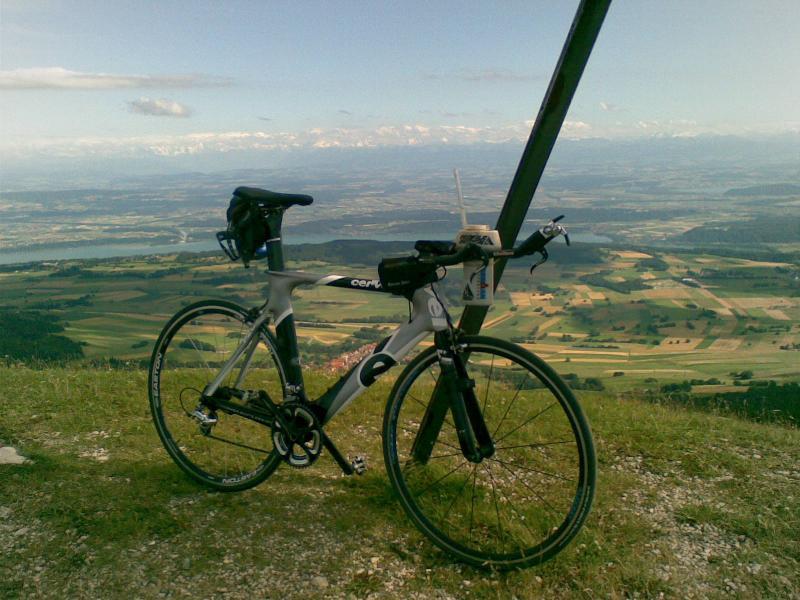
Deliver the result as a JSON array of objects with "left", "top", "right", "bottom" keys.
[{"left": 233, "top": 334, "right": 261, "bottom": 390}]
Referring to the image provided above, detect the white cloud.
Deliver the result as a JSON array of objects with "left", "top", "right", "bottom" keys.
[
  {"left": 562, "top": 120, "right": 592, "bottom": 136},
  {"left": 423, "top": 68, "right": 539, "bottom": 83},
  {"left": 0, "top": 67, "right": 231, "bottom": 90},
  {"left": 4, "top": 117, "right": 795, "bottom": 164},
  {"left": 0, "top": 119, "right": 598, "bottom": 160},
  {"left": 599, "top": 101, "right": 623, "bottom": 112},
  {"left": 127, "top": 97, "right": 193, "bottom": 118}
]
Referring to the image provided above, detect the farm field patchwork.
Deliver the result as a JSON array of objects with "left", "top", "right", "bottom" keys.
[{"left": 0, "top": 243, "right": 797, "bottom": 391}]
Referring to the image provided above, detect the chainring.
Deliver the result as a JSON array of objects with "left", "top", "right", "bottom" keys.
[{"left": 271, "top": 401, "right": 322, "bottom": 468}]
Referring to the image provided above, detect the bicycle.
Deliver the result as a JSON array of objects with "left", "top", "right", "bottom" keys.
[{"left": 148, "top": 186, "right": 596, "bottom": 569}]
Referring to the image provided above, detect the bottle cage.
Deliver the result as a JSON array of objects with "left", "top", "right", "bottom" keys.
[{"left": 216, "top": 230, "right": 241, "bottom": 262}]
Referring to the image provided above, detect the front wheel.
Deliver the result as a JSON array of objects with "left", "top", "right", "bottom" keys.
[
  {"left": 382, "top": 336, "right": 596, "bottom": 569},
  {"left": 148, "top": 300, "right": 286, "bottom": 491}
]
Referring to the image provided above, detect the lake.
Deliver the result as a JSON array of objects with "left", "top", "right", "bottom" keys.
[{"left": 0, "top": 232, "right": 611, "bottom": 266}]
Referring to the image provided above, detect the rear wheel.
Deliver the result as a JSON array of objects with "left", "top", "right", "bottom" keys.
[
  {"left": 149, "top": 300, "right": 285, "bottom": 491},
  {"left": 383, "top": 336, "right": 595, "bottom": 568}
]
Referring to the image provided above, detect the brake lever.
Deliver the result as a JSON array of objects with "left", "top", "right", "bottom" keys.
[{"left": 529, "top": 248, "right": 549, "bottom": 274}]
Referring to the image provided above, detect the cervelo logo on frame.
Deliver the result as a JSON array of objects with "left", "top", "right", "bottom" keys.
[{"left": 350, "top": 279, "right": 382, "bottom": 289}]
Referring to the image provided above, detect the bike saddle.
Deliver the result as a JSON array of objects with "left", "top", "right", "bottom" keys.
[{"left": 233, "top": 186, "right": 314, "bottom": 208}]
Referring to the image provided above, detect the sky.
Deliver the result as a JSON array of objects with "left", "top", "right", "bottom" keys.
[{"left": 2, "top": 0, "right": 800, "bottom": 171}]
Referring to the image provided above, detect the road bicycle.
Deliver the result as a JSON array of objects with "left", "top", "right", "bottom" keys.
[{"left": 148, "top": 186, "right": 596, "bottom": 569}]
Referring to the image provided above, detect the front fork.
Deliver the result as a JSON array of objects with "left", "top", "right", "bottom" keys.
[{"left": 417, "top": 331, "right": 495, "bottom": 464}]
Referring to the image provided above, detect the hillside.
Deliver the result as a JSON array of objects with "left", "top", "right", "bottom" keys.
[
  {"left": 724, "top": 183, "right": 800, "bottom": 197},
  {"left": 680, "top": 216, "right": 800, "bottom": 244},
  {"left": 1, "top": 367, "right": 798, "bottom": 599}
]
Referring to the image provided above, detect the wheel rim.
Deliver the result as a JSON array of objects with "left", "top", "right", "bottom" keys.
[
  {"left": 388, "top": 342, "right": 592, "bottom": 564},
  {"left": 152, "top": 306, "right": 284, "bottom": 485}
]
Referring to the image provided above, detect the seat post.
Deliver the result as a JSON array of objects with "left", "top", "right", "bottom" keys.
[{"left": 264, "top": 209, "right": 286, "bottom": 272}]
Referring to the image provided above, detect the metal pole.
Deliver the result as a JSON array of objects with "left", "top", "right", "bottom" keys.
[
  {"left": 460, "top": 0, "right": 612, "bottom": 334},
  {"left": 411, "top": 0, "right": 612, "bottom": 463}
]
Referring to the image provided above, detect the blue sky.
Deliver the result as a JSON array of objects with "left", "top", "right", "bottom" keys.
[{"left": 2, "top": 0, "right": 799, "bottom": 166}]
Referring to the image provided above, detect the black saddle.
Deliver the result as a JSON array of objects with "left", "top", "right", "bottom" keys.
[{"left": 233, "top": 186, "right": 313, "bottom": 209}]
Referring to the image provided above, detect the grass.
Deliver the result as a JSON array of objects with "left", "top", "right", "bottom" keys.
[{"left": 2, "top": 366, "right": 799, "bottom": 599}]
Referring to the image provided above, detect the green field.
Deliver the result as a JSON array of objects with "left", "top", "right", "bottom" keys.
[
  {"left": 1, "top": 244, "right": 798, "bottom": 390},
  {"left": 1, "top": 367, "right": 798, "bottom": 598}
]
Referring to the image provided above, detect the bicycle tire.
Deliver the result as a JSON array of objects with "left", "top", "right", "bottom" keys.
[
  {"left": 149, "top": 300, "right": 285, "bottom": 491},
  {"left": 382, "top": 335, "right": 596, "bottom": 569}
]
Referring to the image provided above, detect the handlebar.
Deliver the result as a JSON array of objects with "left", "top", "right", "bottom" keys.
[
  {"left": 416, "top": 242, "right": 490, "bottom": 267},
  {"left": 415, "top": 215, "right": 570, "bottom": 267},
  {"left": 512, "top": 215, "right": 570, "bottom": 258}
]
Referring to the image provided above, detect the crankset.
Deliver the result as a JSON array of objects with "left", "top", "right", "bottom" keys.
[{"left": 271, "top": 401, "right": 323, "bottom": 468}]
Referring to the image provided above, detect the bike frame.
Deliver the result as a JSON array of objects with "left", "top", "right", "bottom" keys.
[{"left": 203, "top": 227, "right": 450, "bottom": 425}]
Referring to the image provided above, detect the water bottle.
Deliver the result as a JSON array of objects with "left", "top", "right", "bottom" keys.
[{"left": 454, "top": 224, "right": 502, "bottom": 306}]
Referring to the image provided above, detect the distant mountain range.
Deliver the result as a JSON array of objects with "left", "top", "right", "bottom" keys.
[{"left": 3, "top": 132, "right": 799, "bottom": 192}]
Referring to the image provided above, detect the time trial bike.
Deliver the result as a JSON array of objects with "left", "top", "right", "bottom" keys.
[{"left": 148, "top": 186, "right": 596, "bottom": 569}]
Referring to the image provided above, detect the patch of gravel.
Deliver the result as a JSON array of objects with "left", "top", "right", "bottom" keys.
[
  {"left": 612, "top": 455, "right": 761, "bottom": 598},
  {"left": 78, "top": 447, "right": 110, "bottom": 462},
  {"left": 0, "top": 503, "right": 59, "bottom": 596}
]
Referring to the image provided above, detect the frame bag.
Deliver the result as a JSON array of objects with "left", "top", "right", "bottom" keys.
[{"left": 378, "top": 256, "right": 439, "bottom": 297}]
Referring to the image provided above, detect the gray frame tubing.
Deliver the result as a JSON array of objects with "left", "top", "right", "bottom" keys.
[{"left": 202, "top": 269, "right": 449, "bottom": 424}]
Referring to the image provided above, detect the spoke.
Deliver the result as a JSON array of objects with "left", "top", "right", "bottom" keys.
[
  {"left": 485, "top": 461, "right": 538, "bottom": 546},
  {"left": 415, "top": 461, "right": 468, "bottom": 498},
  {"left": 491, "top": 371, "right": 530, "bottom": 437},
  {"left": 484, "top": 463, "right": 505, "bottom": 547},
  {"left": 440, "top": 465, "right": 478, "bottom": 533},
  {"left": 493, "top": 457, "right": 561, "bottom": 517},
  {"left": 468, "top": 467, "right": 478, "bottom": 543},
  {"left": 188, "top": 337, "right": 213, "bottom": 375},
  {"left": 427, "top": 367, "right": 438, "bottom": 384},
  {"left": 487, "top": 456, "right": 575, "bottom": 483},
  {"left": 495, "top": 440, "right": 574, "bottom": 451},
  {"left": 402, "top": 447, "right": 462, "bottom": 473},
  {"left": 407, "top": 393, "right": 456, "bottom": 430},
  {"left": 495, "top": 401, "right": 557, "bottom": 445},
  {"left": 428, "top": 451, "right": 466, "bottom": 460},
  {"left": 215, "top": 322, "right": 223, "bottom": 385},
  {"left": 224, "top": 434, "right": 229, "bottom": 476},
  {"left": 483, "top": 354, "right": 495, "bottom": 413},
  {"left": 231, "top": 320, "right": 247, "bottom": 387},
  {"left": 399, "top": 426, "right": 461, "bottom": 453}
]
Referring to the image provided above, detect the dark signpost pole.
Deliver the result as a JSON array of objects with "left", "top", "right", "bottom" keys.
[{"left": 412, "top": 0, "right": 612, "bottom": 462}]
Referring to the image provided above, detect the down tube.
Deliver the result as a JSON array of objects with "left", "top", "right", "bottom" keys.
[{"left": 317, "top": 287, "right": 448, "bottom": 423}]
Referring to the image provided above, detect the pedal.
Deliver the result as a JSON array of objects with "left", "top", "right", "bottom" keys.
[
  {"left": 190, "top": 406, "right": 218, "bottom": 425},
  {"left": 350, "top": 455, "right": 367, "bottom": 475}
]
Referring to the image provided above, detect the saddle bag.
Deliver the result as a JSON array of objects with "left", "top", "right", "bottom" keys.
[
  {"left": 378, "top": 256, "right": 440, "bottom": 296},
  {"left": 220, "top": 196, "right": 270, "bottom": 266}
]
